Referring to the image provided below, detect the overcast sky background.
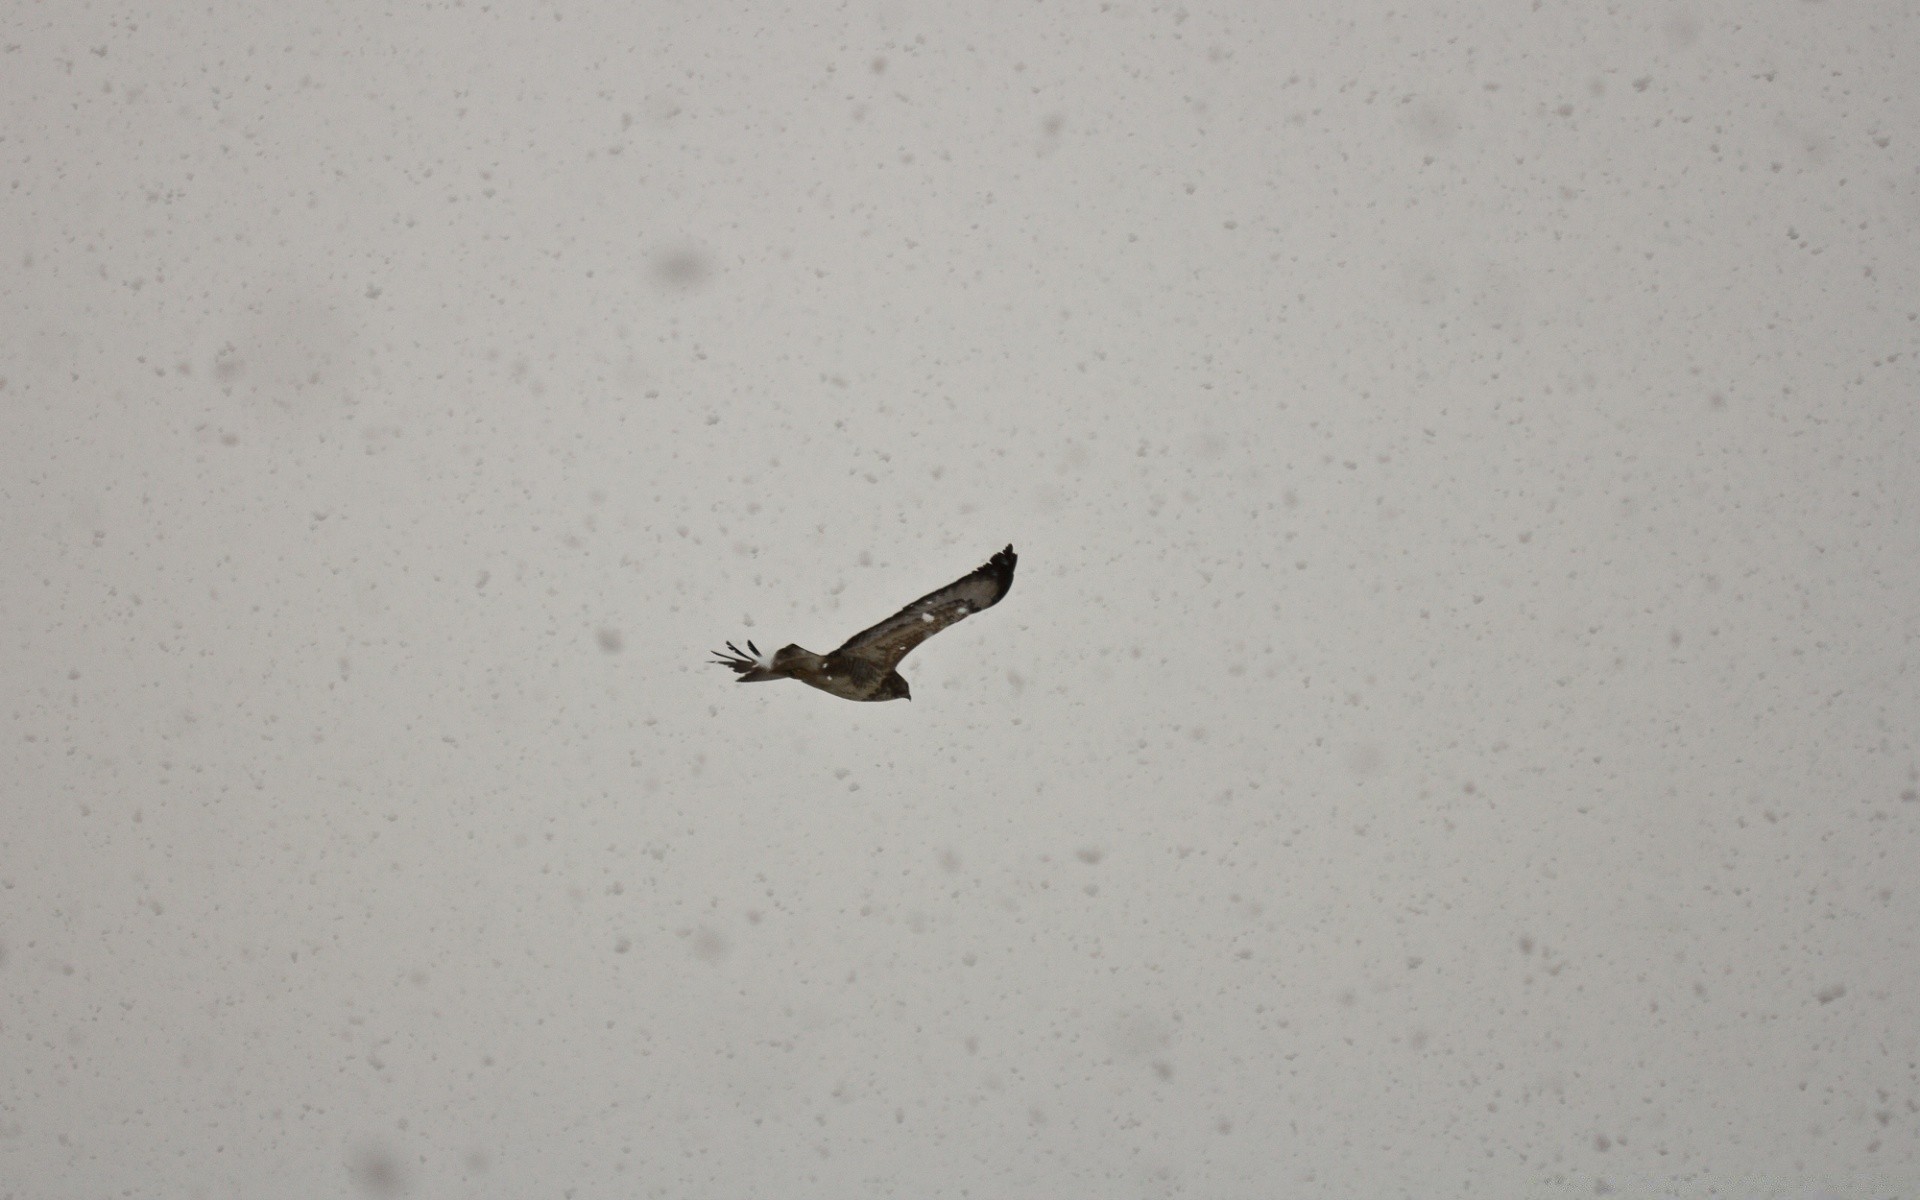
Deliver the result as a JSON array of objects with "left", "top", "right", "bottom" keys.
[{"left": 5, "top": 1, "right": 1918, "bottom": 1196}]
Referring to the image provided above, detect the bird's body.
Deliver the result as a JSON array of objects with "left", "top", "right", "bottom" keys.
[{"left": 713, "top": 545, "right": 1017, "bottom": 702}]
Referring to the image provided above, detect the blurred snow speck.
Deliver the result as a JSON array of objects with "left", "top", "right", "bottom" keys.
[
  {"left": 1345, "top": 742, "right": 1385, "bottom": 777},
  {"left": 652, "top": 244, "right": 712, "bottom": 290},
  {"left": 688, "top": 925, "right": 730, "bottom": 963},
  {"left": 347, "top": 1142, "right": 409, "bottom": 1197},
  {"left": 596, "top": 628, "right": 624, "bottom": 653}
]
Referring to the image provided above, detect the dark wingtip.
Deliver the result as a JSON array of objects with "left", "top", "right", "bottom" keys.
[{"left": 981, "top": 544, "right": 1017, "bottom": 604}]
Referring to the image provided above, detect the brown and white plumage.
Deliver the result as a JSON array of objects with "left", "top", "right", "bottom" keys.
[{"left": 711, "top": 545, "right": 1017, "bottom": 702}]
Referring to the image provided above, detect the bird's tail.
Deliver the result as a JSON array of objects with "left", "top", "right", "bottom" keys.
[{"left": 711, "top": 641, "right": 808, "bottom": 682}]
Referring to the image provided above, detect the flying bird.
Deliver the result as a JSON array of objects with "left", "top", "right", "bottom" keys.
[{"left": 712, "top": 545, "right": 1017, "bottom": 702}]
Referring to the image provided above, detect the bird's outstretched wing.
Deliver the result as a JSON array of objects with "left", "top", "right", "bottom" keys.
[{"left": 831, "top": 545, "right": 1017, "bottom": 673}]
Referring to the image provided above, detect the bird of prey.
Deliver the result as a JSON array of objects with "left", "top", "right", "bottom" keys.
[{"left": 713, "top": 545, "right": 1017, "bottom": 702}]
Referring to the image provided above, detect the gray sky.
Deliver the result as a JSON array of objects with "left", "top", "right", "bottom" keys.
[{"left": 5, "top": 0, "right": 1917, "bottom": 1196}]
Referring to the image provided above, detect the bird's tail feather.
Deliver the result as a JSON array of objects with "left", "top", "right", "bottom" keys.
[{"left": 712, "top": 640, "right": 802, "bottom": 682}]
